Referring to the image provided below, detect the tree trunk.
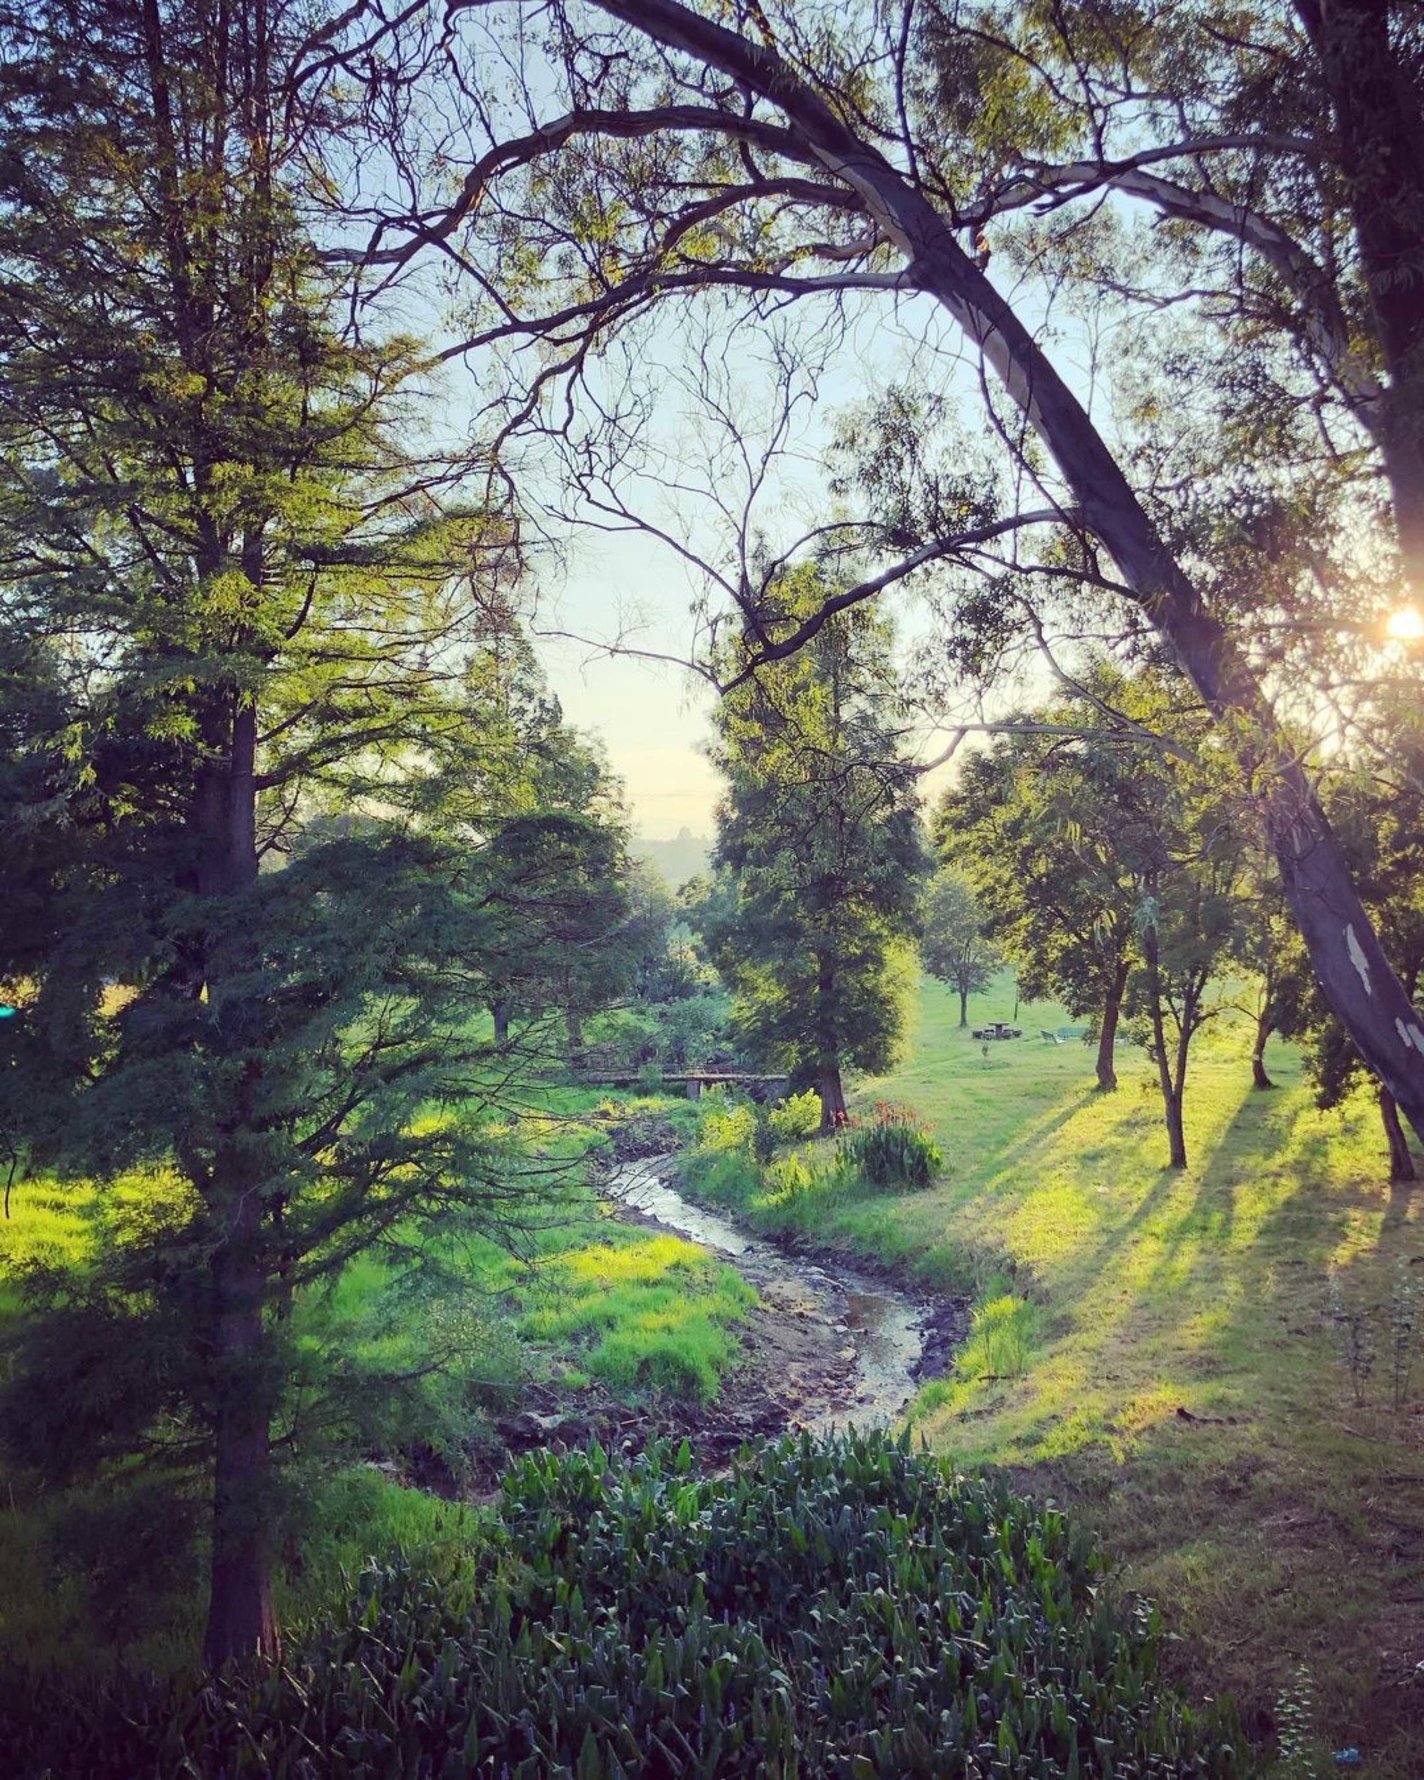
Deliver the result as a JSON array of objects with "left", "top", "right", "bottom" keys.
[
  {"left": 1095, "top": 957, "right": 1128, "bottom": 1092},
  {"left": 598, "top": 0, "right": 1424, "bottom": 1144},
  {"left": 958, "top": 984, "right": 969, "bottom": 1027},
  {"left": 1303, "top": 0, "right": 1424, "bottom": 575},
  {"left": 1163, "top": 1087, "right": 1187, "bottom": 1171},
  {"left": 816, "top": 1062, "right": 847, "bottom": 1133},
  {"left": 1252, "top": 1013, "right": 1276, "bottom": 1091},
  {"left": 565, "top": 1003, "right": 583, "bottom": 1060},
  {"left": 1380, "top": 1087, "right": 1418, "bottom": 1184},
  {"left": 492, "top": 997, "right": 510, "bottom": 1046},
  {"left": 1142, "top": 919, "right": 1187, "bottom": 1169},
  {"left": 192, "top": 679, "right": 277, "bottom": 1667},
  {"left": 203, "top": 1173, "right": 279, "bottom": 1669}
]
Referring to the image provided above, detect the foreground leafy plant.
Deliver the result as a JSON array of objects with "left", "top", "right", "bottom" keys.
[
  {"left": 841, "top": 1102, "right": 945, "bottom": 1189},
  {"left": 0, "top": 1429, "right": 1244, "bottom": 1777}
]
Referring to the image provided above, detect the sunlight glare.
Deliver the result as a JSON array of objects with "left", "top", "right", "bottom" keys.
[{"left": 1385, "top": 604, "right": 1424, "bottom": 642}]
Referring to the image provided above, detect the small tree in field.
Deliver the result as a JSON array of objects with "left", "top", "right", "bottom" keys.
[
  {"left": 704, "top": 583, "right": 926, "bottom": 1131},
  {"left": 920, "top": 869, "right": 1000, "bottom": 1027}
]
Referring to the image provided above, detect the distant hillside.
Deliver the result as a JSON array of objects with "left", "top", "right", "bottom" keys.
[{"left": 632, "top": 828, "right": 712, "bottom": 889}]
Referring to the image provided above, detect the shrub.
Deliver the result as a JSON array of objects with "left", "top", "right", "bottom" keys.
[
  {"left": 842, "top": 1100, "right": 943, "bottom": 1188},
  {"left": 696, "top": 1094, "right": 757, "bottom": 1155},
  {"left": 764, "top": 1150, "right": 816, "bottom": 1200},
  {"left": 0, "top": 1429, "right": 1242, "bottom": 1778},
  {"left": 768, "top": 1087, "right": 821, "bottom": 1142}
]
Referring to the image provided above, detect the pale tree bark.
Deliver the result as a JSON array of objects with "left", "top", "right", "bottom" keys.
[{"left": 564, "top": 0, "right": 1424, "bottom": 1145}]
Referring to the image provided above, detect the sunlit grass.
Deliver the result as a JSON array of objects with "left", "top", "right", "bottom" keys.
[{"left": 680, "top": 970, "right": 1424, "bottom": 1773}]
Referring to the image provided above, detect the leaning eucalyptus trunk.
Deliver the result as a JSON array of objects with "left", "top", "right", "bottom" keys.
[
  {"left": 597, "top": 0, "right": 1424, "bottom": 1142},
  {"left": 1379, "top": 1087, "right": 1418, "bottom": 1185}
]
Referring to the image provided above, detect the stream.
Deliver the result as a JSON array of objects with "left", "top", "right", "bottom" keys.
[{"left": 608, "top": 1158, "right": 963, "bottom": 1433}]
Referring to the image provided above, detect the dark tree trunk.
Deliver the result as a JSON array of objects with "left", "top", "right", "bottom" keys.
[
  {"left": 1163, "top": 1088, "right": 1187, "bottom": 1172},
  {"left": 204, "top": 1185, "right": 280, "bottom": 1669},
  {"left": 816, "top": 1062, "right": 847, "bottom": 1133},
  {"left": 599, "top": 0, "right": 1424, "bottom": 1144},
  {"left": 193, "top": 684, "right": 277, "bottom": 1669},
  {"left": 566, "top": 1003, "right": 584, "bottom": 1060},
  {"left": 1303, "top": 0, "right": 1424, "bottom": 575},
  {"left": 1143, "top": 919, "right": 1188, "bottom": 1169},
  {"left": 492, "top": 997, "right": 510, "bottom": 1046},
  {"left": 958, "top": 984, "right": 969, "bottom": 1027},
  {"left": 1380, "top": 1087, "right": 1418, "bottom": 1184},
  {"left": 1095, "top": 957, "right": 1129, "bottom": 1092},
  {"left": 1170, "top": 1019, "right": 1194, "bottom": 1172}
]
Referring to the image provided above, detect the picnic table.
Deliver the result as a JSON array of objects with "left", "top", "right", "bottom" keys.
[{"left": 972, "top": 1021, "right": 1022, "bottom": 1040}]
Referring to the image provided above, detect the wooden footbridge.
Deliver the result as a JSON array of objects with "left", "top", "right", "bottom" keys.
[{"left": 576, "top": 1071, "right": 790, "bottom": 1101}]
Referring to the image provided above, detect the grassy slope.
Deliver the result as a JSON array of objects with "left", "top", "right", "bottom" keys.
[
  {"left": 0, "top": 1089, "right": 754, "bottom": 1671},
  {"left": 693, "top": 973, "right": 1424, "bottom": 1774}
]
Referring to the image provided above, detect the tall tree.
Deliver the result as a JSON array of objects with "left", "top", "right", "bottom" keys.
[
  {"left": 704, "top": 584, "right": 925, "bottom": 1130},
  {"left": 936, "top": 687, "right": 1150, "bottom": 1094},
  {"left": 940, "top": 663, "right": 1248, "bottom": 1161},
  {"left": 919, "top": 868, "right": 1001, "bottom": 1029},
  {"left": 0, "top": 0, "right": 546, "bottom": 1666},
  {"left": 432, "top": 603, "right": 638, "bottom": 1053}
]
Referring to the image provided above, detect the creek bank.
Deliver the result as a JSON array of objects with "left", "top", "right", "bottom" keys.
[
  {"left": 437, "top": 1143, "right": 971, "bottom": 1495},
  {"left": 607, "top": 1156, "right": 971, "bottom": 1431}
]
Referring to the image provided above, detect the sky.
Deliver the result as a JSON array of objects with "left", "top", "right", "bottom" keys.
[{"left": 511, "top": 297, "right": 1007, "bottom": 842}]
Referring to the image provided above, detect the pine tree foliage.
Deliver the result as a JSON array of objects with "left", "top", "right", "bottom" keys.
[
  {"left": 0, "top": 0, "right": 611, "bottom": 1666},
  {"left": 704, "top": 580, "right": 926, "bottom": 1130}
]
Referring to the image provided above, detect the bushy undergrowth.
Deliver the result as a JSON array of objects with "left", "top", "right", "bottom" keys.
[
  {"left": 841, "top": 1101, "right": 944, "bottom": 1189},
  {"left": 769, "top": 1088, "right": 822, "bottom": 1142},
  {"left": 2, "top": 1430, "right": 1243, "bottom": 1778}
]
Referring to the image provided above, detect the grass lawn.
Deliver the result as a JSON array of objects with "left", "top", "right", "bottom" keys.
[{"left": 686, "top": 972, "right": 1424, "bottom": 1776}]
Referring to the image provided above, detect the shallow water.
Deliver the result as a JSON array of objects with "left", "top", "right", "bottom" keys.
[{"left": 609, "top": 1159, "right": 930, "bottom": 1431}]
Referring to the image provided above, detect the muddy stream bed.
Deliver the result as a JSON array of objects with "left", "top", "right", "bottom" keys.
[{"left": 488, "top": 1158, "right": 970, "bottom": 1477}]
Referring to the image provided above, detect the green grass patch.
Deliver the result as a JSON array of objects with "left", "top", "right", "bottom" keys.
[
  {"left": 679, "top": 970, "right": 1424, "bottom": 1773},
  {"left": 0, "top": 1086, "right": 751, "bottom": 1671}
]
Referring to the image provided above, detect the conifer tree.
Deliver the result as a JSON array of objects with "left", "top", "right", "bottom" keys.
[
  {"left": 0, "top": 0, "right": 553, "bottom": 1665},
  {"left": 704, "top": 583, "right": 926, "bottom": 1130}
]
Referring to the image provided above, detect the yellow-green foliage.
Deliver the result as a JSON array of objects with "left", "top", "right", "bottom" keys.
[
  {"left": 768, "top": 1088, "right": 821, "bottom": 1142},
  {"left": 696, "top": 1095, "right": 758, "bottom": 1154},
  {"left": 519, "top": 1231, "right": 756, "bottom": 1402}
]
